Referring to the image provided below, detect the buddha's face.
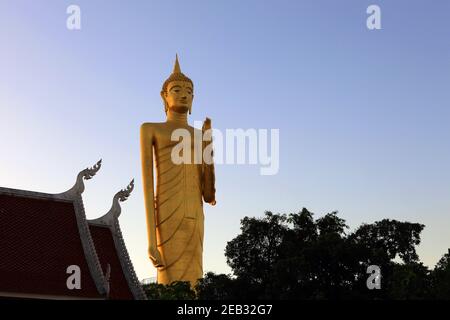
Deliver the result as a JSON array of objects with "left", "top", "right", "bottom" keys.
[{"left": 162, "top": 80, "right": 194, "bottom": 114}]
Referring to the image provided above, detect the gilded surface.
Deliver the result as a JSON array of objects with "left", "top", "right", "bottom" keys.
[{"left": 140, "top": 56, "right": 215, "bottom": 286}]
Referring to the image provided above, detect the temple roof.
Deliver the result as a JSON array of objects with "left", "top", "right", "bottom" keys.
[
  {"left": 0, "top": 161, "right": 146, "bottom": 300},
  {"left": 88, "top": 179, "right": 146, "bottom": 300}
]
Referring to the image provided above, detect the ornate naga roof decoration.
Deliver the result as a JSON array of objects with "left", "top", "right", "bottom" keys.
[
  {"left": 58, "top": 159, "right": 103, "bottom": 200},
  {"left": 90, "top": 179, "right": 134, "bottom": 226}
]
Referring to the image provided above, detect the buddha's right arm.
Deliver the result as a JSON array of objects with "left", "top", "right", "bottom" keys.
[{"left": 140, "top": 123, "right": 163, "bottom": 267}]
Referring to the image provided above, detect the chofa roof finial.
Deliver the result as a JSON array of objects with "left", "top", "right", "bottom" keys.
[
  {"left": 89, "top": 179, "right": 135, "bottom": 226},
  {"left": 58, "top": 159, "right": 102, "bottom": 199}
]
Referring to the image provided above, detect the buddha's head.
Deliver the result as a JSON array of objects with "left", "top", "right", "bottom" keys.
[{"left": 161, "top": 55, "right": 194, "bottom": 115}]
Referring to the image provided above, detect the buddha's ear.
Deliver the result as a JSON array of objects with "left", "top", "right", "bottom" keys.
[
  {"left": 189, "top": 94, "right": 194, "bottom": 114},
  {"left": 160, "top": 91, "right": 168, "bottom": 114}
]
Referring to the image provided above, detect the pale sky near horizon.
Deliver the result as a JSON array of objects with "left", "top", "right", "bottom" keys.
[{"left": 1, "top": 0, "right": 449, "bottom": 281}]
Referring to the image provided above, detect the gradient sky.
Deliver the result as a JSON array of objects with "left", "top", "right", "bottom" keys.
[{"left": 1, "top": 0, "right": 449, "bottom": 280}]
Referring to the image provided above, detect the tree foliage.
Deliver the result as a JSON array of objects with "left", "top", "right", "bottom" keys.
[
  {"left": 142, "top": 281, "right": 195, "bottom": 300},
  {"left": 143, "top": 208, "right": 449, "bottom": 300}
]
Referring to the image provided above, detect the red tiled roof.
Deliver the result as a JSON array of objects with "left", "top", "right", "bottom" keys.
[
  {"left": 0, "top": 193, "right": 101, "bottom": 298},
  {"left": 89, "top": 225, "right": 134, "bottom": 300}
]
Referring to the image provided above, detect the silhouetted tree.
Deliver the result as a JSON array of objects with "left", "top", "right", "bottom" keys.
[
  {"left": 195, "top": 272, "right": 235, "bottom": 300},
  {"left": 225, "top": 212, "right": 288, "bottom": 298},
  {"left": 349, "top": 219, "right": 425, "bottom": 264},
  {"left": 386, "top": 262, "right": 431, "bottom": 299},
  {"left": 216, "top": 209, "right": 432, "bottom": 299},
  {"left": 143, "top": 281, "right": 195, "bottom": 300},
  {"left": 146, "top": 209, "right": 449, "bottom": 300},
  {"left": 195, "top": 272, "right": 257, "bottom": 300},
  {"left": 348, "top": 218, "right": 426, "bottom": 299},
  {"left": 430, "top": 249, "right": 450, "bottom": 299}
]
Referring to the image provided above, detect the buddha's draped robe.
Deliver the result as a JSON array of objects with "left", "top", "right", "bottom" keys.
[{"left": 154, "top": 128, "right": 204, "bottom": 285}]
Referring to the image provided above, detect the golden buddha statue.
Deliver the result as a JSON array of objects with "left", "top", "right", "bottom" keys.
[{"left": 140, "top": 55, "right": 216, "bottom": 287}]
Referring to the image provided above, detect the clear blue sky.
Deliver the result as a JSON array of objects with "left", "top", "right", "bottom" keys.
[{"left": 1, "top": 0, "right": 449, "bottom": 280}]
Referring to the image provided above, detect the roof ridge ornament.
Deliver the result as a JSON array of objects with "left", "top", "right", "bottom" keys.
[
  {"left": 89, "top": 179, "right": 134, "bottom": 226},
  {"left": 58, "top": 159, "right": 102, "bottom": 199},
  {"left": 109, "top": 179, "right": 134, "bottom": 219}
]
